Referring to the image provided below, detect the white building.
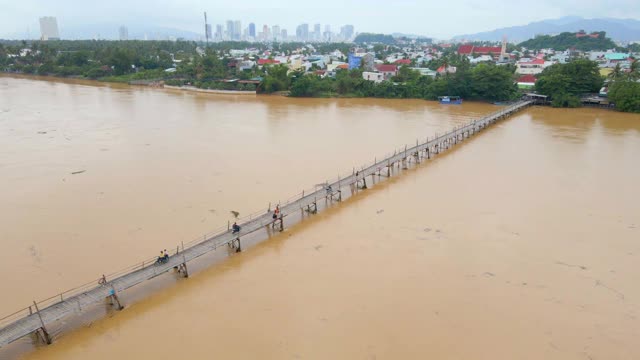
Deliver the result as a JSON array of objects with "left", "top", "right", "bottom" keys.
[
  {"left": 363, "top": 72, "right": 384, "bottom": 83},
  {"left": 516, "top": 58, "right": 546, "bottom": 75},
  {"left": 39, "top": 16, "right": 60, "bottom": 40}
]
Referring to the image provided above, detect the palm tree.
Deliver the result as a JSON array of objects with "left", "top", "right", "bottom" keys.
[
  {"left": 608, "top": 63, "right": 623, "bottom": 80},
  {"left": 628, "top": 59, "right": 639, "bottom": 81}
]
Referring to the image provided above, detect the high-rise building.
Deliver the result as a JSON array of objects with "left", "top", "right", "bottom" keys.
[
  {"left": 119, "top": 26, "right": 129, "bottom": 41},
  {"left": 272, "top": 25, "right": 280, "bottom": 41},
  {"left": 281, "top": 29, "right": 288, "bottom": 41},
  {"left": 296, "top": 23, "right": 309, "bottom": 41},
  {"left": 39, "top": 16, "right": 60, "bottom": 40},
  {"left": 340, "top": 25, "right": 355, "bottom": 40},
  {"left": 323, "top": 25, "right": 332, "bottom": 42},
  {"left": 234, "top": 20, "right": 241, "bottom": 40},
  {"left": 314, "top": 24, "right": 321, "bottom": 41},
  {"left": 215, "top": 25, "right": 223, "bottom": 41},
  {"left": 205, "top": 24, "right": 212, "bottom": 41},
  {"left": 249, "top": 23, "right": 256, "bottom": 38},
  {"left": 226, "top": 20, "right": 234, "bottom": 40}
]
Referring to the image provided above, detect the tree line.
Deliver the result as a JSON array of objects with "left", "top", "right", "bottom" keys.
[
  {"left": 262, "top": 58, "right": 519, "bottom": 102},
  {"left": 518, "top": 31, "right": 618, "bottom": 51}
]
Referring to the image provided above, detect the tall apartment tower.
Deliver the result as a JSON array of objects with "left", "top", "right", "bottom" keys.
[
  {"left": 119, "top": 26, "right": 129, "bottom": 41},
  {"left": 226, "top": 20, "right": 234, "bottom": 40},
  {"left": 233, "top": 20, "right": 241, "bottom": 40},
  {"left": 39, "top": 16, "right": 60, "bottom": 40}
]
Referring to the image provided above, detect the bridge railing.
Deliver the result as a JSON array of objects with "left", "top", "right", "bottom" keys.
[{"left": 0, "top": 101, "right": 531, "bottom": 331}]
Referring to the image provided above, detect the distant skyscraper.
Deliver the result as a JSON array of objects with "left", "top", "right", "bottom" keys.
[
  {"left": 249, "top": 23, "right": 256, "bottom": 38},
  {"left": 205, "top": 24, "right": 212, "bottom": 41},
  {"left": 262, "top": 24, "right": 269, "bottom": 40},
  {"left": 314, "top": 24, "right": 321, "bottom": 41},
  {"left": 39, "top": 16, "right": 60, "bottom": 40},
  {"left": 234, "top": 20, "right": 241, "bottom": 40},
  {"left": 296, "top": 23, "right": 309, "bottom": 41},
  {"left": 215, "top": 25, "right": 223, "bottom": 41},
  {"left": 324, "top": 25, "right": 331, "bottom": 42},
  {"left": 340, "top": 25, "right": 355, "bottom": 40},
  {"left": 226, "top": 20, "right": 234, "bottom": 40},
  {"left": 119, "top": 26, "right": 129, "bottom": 41},
  {"left": 281, "top": 29, "right": 288, "bottom": 41},
  {"left": 272, "top": 25, "right": 281, "bottom": 40}
]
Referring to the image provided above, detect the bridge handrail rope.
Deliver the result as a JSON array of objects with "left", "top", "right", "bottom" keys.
[{"left": 0, "top": 101, "right": 531, "bottom": 333}]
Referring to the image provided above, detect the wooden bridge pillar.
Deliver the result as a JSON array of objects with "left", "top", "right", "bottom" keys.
[
  {"left": 179, "top": 254, "right": 189, "bottom": 278},
  {"left": 32, "top": 301, "right": 52, "bottom": 345}
]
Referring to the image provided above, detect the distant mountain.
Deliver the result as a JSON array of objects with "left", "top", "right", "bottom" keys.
[{"left": 453, "top": 17, "right": 640, "bottom": 42}]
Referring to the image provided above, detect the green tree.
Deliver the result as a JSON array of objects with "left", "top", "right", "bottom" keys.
[
  {"left": 259, "top": 64, "right": 291, "bottom": 93},
  {"left": 392, "top": 66, "right": 420, "bottom": 83},
  {"left": 108, "top": 48, "right": 135, "bottom": 75},
  {"left": 536, "top": 59, "right": 603, "bottom": 107},
  {"left": 608, "top": 63, "right": 624, "bottom": 80},
  {"left": 608, "top": 81, "right": 640, "bottom": 113},
  {"left": 469, "top": 63, "right": 517, "bottom": 101}
]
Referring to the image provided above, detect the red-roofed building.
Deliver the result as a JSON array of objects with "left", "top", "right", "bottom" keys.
[
  {"left": 457, "top": 44, "right": 502, "bottom": 58},
  {"left": 437, "top": 65, "right": 457, "bottom": 74},
  {"left": 394, "top": 59, "right": 412, "bottom": 65},
  {"left": 517, "top": 75, "right": 537, "bottom": 89},
  {"left": 576, "top": 31, "right": 600, "bottom": 39},
  {"left": 257, "top": 58, "right": 280, "bottom": 66},
  {"left": 375, "top": 64, "right": 398, "bottom": 80},
  {"left": 517, "top": 75, "right": 537, "bottom": 83},
  {"left": 473, "top": 46, "right": 502, "bottom": 55},
  {"left": 516, "top": 58, "right": 546, "bottom": 75}
]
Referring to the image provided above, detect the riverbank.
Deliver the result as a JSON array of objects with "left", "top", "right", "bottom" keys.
[{"left": 163, "top": 85, "right": 256, "bottom": 95}]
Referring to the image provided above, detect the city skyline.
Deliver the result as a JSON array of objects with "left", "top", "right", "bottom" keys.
[{"left": 2, "top": 0, "right": 639, "bottom": 40}]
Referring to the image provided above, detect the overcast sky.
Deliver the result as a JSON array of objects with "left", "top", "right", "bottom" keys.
[{"left": 1, "top": 0, "right": 639, "bottom": 39}]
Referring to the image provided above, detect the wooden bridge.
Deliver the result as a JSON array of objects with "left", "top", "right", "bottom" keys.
[{"left": 0, "top": 100, "right": 533, "bottom": 348}]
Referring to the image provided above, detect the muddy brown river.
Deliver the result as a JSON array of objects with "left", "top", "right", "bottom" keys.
[{"left": 1, "top": 75, "right": 639, "bottom": 359}]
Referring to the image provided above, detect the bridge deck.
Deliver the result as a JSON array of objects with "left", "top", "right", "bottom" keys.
[{"left": 0, "top": 100, "right": 532, "bottom": 347}]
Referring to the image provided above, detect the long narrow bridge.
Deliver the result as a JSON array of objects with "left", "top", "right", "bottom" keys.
[{"left": 0, "top": 100, "right": 533, "bottom": 348}]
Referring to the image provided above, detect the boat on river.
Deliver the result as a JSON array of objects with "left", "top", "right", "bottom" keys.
[{"left": 439, "top": 96, "right": 462, "bottom": 105}]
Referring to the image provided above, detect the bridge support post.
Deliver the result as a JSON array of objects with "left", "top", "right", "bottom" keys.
[
  {"left": 32, "top": 301, "right": 52, "bottom": 345},
  {"left": 180, "top": 254, "right": 189, "bottom": 278}
]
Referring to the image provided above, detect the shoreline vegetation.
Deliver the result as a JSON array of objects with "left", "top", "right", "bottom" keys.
[{"left": 1, "top": 40, "right": 638, "bottom": 112}]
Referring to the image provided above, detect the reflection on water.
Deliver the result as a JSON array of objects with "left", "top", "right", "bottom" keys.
[{"left": 1, "top": 75, "right": 640, "bottom": 360}]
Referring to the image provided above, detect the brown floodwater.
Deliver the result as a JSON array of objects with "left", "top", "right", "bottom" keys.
[{"left": 1, "top": 74, "right": 639, "bottom": 359}]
